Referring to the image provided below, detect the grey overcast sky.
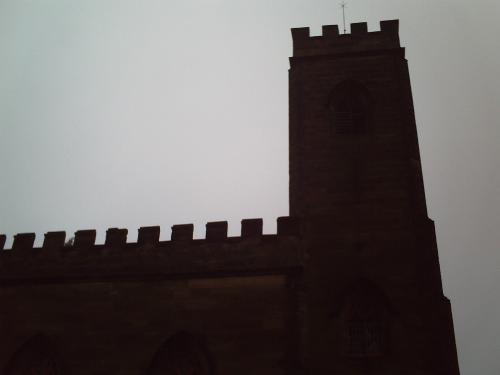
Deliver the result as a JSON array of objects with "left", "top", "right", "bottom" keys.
[{"left": 0, "top": 0, "right": 499, "bottom": 373}]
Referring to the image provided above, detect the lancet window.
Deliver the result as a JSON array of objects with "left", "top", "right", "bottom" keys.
[
  {"left": 339, "top": 280, "right": 390, "bottom": 358},
  {"left": 4, "top": 334, "right": 60, "bottom": 375},
  {"left": 329, "top": 80, "right": 371, "bottom": 134},
  {"left": 147, "top": 331, "right": 212, "bottom": 375}
]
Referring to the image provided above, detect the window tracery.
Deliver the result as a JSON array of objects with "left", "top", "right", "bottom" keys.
[{"left": 339, "top": 280, "right": 390, "bottom": 358}]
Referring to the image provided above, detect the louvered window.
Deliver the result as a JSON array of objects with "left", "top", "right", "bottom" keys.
[
  {"left": 333, "top": 95, "right": 366, "bottom": 134},
  {"left": 339, "top": 280, "right": 389, "bottom": 358},
  {"left": 347, "top": 308, "right": 385, "bottom": 357},
  {"left": 330, "top": 81, "right": 370, "bottom": 134}
]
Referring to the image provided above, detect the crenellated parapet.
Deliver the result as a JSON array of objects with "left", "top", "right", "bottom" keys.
[
  {"left": 291, "top": 20, "right": 400, "bottom": 58},
  {"left": 0, "top": 217, "right": 302, "bottom": 284},
  {"left": 0, "top": 217, "right": 300, "bottom": 252}
]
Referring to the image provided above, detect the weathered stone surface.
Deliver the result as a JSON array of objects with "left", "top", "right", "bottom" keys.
[
  {"left": 12, "top": 233, "right": 35, "bottom": 251},
  {"left": 74, "top": 230, "right": 96, "bottom": 247},
  {"left": 205, "top": 221, "right": 228, "bottom": 240},
  {"left": 43, "top": 231, "right": 66, "bottom": 249},
  {"left": 0, "top": 18, "right": 459, "bottom": 375},
  {"left": 171, "top": 224, "right": 194, "bottom": 241},
  {"left": 138, "top": 226, "right": 160, "bottom": 245},
  {"left": 288, "top": 16, "right": 460, "bottom": 375},
  {"left": 241, "top": 218, "right": 263, "bottom": 237},
  {"left": 105, "top": 228, "right": 128, "bottom": 247}
]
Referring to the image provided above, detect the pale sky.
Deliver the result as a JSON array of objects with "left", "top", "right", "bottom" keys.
[{"left": 1, "top": 1, "right": 499, "bottom": 373}]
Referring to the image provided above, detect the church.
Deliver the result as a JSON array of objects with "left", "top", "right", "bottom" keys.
[{"left": 0, "top": 20, "right": 461, "bottom": 374}]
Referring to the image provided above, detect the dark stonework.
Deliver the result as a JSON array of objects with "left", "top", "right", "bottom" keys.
[
  {"left": 241, "top": 218, "right": 264, "bottom": 237},
  {"left": 289, "top": 19, "right": 460, "bottom": 375},
  {"left": 12, "top": 233, "right": 36, "bottom": 251},
  {"left": 277, "top": 216, "right": 300, "bottom": 236},
  {"left": 105, "top": 228, "right": 128, "bottom": 247},
  {"left": 146, "top": 332, "right": 214, "bottom": 375},
  {"left": 73, "top": 230, "right": 96, "bottom": 247},
  {"left": 0, "top": 19, "right": 460, "bottom": 375},
  {"left": 171, "top": 224, "right": 194, "bottom": 241},
  {"left": 42, "top": 232, "right": 66, "bottom": 250},
  {"left": 3, "top": 334, "right": 62, "bottom": 375},
  {"left": 205, "top": 221, "right": 228, "bottom": 240},
  {"left": 138, "top": 226, "right": 160, "bottom": 245}
]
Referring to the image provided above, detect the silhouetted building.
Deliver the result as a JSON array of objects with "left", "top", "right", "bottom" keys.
[{"left": 0, "top": 20, "right": 460, "bottom": 374}]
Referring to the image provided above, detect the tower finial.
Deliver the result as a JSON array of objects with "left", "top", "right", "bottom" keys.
[{"left": 340, "top": 2, "right": 347, "bottom": 34}]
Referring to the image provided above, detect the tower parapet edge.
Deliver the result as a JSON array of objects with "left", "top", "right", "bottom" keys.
[
  {"left": 0, "top": 218, "right": 303, "bottom": 285},
  {"left": 291, "top": 20, "right": 400, "bottom": 58},
  {"left": 0, "top": 217, "right": 300, "bottom": 253}
]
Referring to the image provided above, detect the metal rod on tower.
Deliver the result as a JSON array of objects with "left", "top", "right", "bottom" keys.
[{"left": 341, "top": 2, "right": 347, "bottom": 34}]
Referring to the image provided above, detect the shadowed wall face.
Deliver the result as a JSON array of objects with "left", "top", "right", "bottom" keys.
[
  {"left": 288, "top": 21, "right": 459, "bottom": 375},
  {"left": 1, "top": 2, "right": 500, "bottom": 375},
  {"left": 1, "top": 275, "right": 291, "bottom": 375}
]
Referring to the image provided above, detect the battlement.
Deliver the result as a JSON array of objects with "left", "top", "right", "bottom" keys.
[
  {"left": 0, "top": 217, "right": 302, "bottom": 284},
  {"left": 291, "top": 20, "right": 400, "bottom": 58},
  {"left": 0, "top": 217, "right": 299, "bottom": 252}
]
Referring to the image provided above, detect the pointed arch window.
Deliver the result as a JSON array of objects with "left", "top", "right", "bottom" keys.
[
  {"left": 146, "top": 331, "right": 213, "bottom": 375},
  {"left": 329, "top": 80, "right": 371, "bottom": 134},
  {"left": 346, "top": 299, "right": 385, "bottom": 357},
  {"left": 339, "top": 280, "right": 390, "bottom": 358},
  {"left": 4, "top": 334, "right": 61, "bottom": 375}
]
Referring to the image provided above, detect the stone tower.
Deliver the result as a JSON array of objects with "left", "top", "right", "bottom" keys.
[
  {"left": 0, "top": 19, "right": 460, "bottom": 375},
  {"left": 289, "top": 20, "right": 460, "bottom": 374}
]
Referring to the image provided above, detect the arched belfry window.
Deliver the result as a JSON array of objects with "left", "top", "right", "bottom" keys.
[
  {"left": 329, "top": 80, "right": 371, "bottom": 134},
  {"left": 339, "top": 280, "right": 390, "bottom": 358},
  {"left": 147, "top": 332, "right": 213, "bottom": 375},
  {"left": 3, "top": 334, "right": 61, "bottom": 375}
]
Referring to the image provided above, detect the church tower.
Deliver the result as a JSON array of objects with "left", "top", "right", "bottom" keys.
[
  {"left": 0, "top": 18, "right": 461, "bottom": 375},
  {"left": 289, "top": 20, "right": 461, "bottom": 374}
]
